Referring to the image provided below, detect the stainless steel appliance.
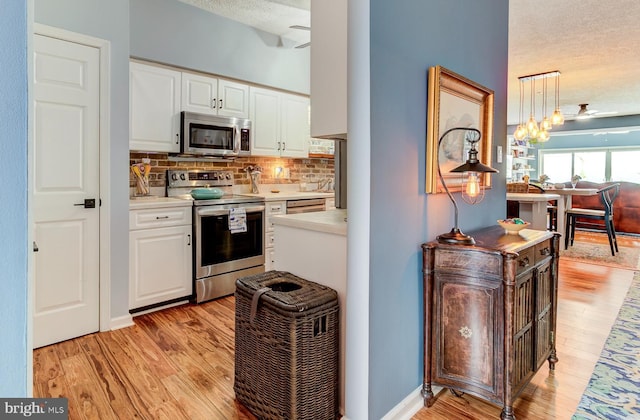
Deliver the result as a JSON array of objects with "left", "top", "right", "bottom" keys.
[
  {"left": 167, "top": 169, "right": 265, "bottom": 303},
  {"left": 180, "top": 112, "right": 251, "bottom": 158},
  {"left": 334, "top": 139, "right": 347, "bottom": 209},
  {"left": 286, "top": 198, "right": 326, "bottom": 214}
]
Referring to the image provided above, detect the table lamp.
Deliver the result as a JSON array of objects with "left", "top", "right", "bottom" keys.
[{"left": 436, "top": 127, "right": 498, "bottom": 245}]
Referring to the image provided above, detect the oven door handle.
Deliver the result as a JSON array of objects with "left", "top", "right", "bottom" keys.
[{"left": 196, "top": 205, "right": 265, "bottom": 217}]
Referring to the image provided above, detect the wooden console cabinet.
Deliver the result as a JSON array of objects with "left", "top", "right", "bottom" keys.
[{"left": 421, "top": 226, "right": 560, "bottom": 419}]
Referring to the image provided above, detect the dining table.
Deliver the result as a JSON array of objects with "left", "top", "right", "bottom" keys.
[{"left": 506, "top": 187, "right": 599, "bottom": 236}]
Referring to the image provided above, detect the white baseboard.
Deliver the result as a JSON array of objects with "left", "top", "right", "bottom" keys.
[
  {"left": 109, "top": 313, "right": 134, "bottom": 330},
  {"left": 381, "top": 385, "right": 443, "bottom": 420}
]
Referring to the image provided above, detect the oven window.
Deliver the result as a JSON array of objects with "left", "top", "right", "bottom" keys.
[
  {"left": 190, "top": 123, "right": 234, "bottom": 150},
  {"left": 200, "top": 211, "right": 263, "bottom": 265}
]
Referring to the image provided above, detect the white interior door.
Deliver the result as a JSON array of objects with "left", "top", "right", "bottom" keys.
[{"left": 32, "top": 34, "right": 101, "bottom": 348}]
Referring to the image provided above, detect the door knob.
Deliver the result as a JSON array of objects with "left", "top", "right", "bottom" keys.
[{"left": 74, "top": 198, "right": 96, "bottom": 208}]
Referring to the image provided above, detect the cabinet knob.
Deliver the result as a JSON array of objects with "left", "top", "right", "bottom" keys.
[
  {"left": 539, "top": 247, "right": 551, "bottom": 256},
  {"left": 211, "top": 98, "right": 217, "bottom": 109},
  {"left": 219, "top": 99, "right": 223, "bottom": 109},
  {"left": 518, "top": 256, "right": 530, "bottom": 268}
]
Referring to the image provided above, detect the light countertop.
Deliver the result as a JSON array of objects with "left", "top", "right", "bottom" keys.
[
  {"left": 271, "top": 209, "right": 347, "bottom": 236},
  {"left": 243, "top": 191, "right": 334, "bottom": 201},
  {"left": 506, "top": 192, "right": 561, "bottom": 201},
  {"left": 129, "top": 196, "right": 192, "bottom": 210},
  {"left": 130, "top": 187, "right": 334, "bottom": 209}
]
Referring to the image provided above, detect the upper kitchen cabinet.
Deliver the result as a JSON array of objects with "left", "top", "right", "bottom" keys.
[
  {"left": 130, "top": 61, "right": 181, "bottom": 153},
  {"left": 250, "top": 86, "right": 310, "bottom": 158},
  {"left": 182, "top": 72, "right": 249, "bottom": 119},
  {"left": 310, "top": 0, "right": 347, "bottom": 140}
]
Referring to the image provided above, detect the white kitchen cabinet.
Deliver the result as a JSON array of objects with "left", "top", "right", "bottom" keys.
[
  {"left": 281, "top": 93, "right": 311, "bottom": 157},
  {"left": 264, "top": 200, "right": 286, "bottom": 271},
  {"left": 130, "top": 61, "right": 181, "bottom": 152},
  {"left": 182, "top": 72, "right": 249, "bottom": 118},
  {"left": 249, "top": 86, "right": 310, "bottom": 158},
  {"left": 310, "top": 0, "right": 347, "bottom": 140},
  {"left": 129, "top": 205, "right": 192, "bottom": 311}
]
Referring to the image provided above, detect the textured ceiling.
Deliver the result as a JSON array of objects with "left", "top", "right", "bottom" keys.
[
  {"left": 508, "top": 0, "right": 640, "bottom": 125},
  {"left": 177, "top": 0, "right": 310, "bottom": 45},
  {"left": 179, "top": 0, "right": 640, "bottom": 125}
]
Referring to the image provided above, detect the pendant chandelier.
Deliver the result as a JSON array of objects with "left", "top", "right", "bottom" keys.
[{"left": 513, "top": 71, "right": 564, "bottom": 144}]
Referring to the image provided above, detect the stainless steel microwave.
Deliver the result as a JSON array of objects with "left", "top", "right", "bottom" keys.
[{"left": 180, "top": 111, "right": 251, "bottom": 158}]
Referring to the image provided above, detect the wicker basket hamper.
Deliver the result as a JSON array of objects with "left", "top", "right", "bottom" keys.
[
  {"left": 234, "top": 270, "right": 339, "bottom": 420},
  {"left": 506, "top": 182, "right": 530, "bottom": 193}
]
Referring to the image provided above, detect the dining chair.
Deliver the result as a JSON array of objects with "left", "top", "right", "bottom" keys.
[{"left": 564, "top": 183, "right": 620, "bottom": 256}]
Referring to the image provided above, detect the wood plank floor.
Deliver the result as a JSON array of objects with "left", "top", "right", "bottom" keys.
[{"left": 34, "top": 231, "right": 639, "bottom": 419}]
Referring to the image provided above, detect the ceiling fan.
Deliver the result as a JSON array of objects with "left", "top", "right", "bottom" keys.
[
  {"left": 290, "top": 25, "right": 310, "bottom": 49},
  {"left": 566, "top": 103, "right": 617, "bottom": 120}
]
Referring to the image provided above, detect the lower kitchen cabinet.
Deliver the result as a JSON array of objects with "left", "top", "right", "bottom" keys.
[
  {"left": 264, "top": 200, "right": 286, "bottom": 271},
  {"left": 129, "top": 205, "right": 192, "bottom": 311},
  {"left": 421, "top": 226, "right": 559, "bottom": 420}
]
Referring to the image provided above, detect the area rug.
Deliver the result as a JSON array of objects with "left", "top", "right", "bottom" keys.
[
  {"left": 560, "top": 240, "right": 640, "bottom": 270},
  {"left": 572, "top": 270, "right": 640, "bottom": 419}
]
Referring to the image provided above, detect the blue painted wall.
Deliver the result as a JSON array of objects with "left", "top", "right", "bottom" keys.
[
  {"left": 35, "top": 0, "right": 132, "bottom": 320},
  {"left": 130, "top": 0, "right": 310, "bottom": 94},
  {"left": 368, "top": 0, "right": 509, "bottom": 417},
  {"left": 0, "top": 0, "right": 29, "bottom": 396}
]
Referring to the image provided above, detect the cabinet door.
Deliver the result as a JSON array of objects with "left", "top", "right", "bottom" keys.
[
  {"left": 129, "top": 225, "right": 192, "bottom": 310},
  {"left": 310, "top": 0, "right": 347, "bottom": 139},
  {"left": 265, "top": 248, "right": 275, "bottom": 272},
  {"left": 182, "top": 72, "right": 218, "bottom": 115},
  {"left": 130, "top": 62, "right": 181, "bottom": 152},
  {"left": 513, "top": 269, "right": 536, "bottom": 394},
  {"left": 433, "top": 273, "right": 503, "bottom": 401},
  {"left": 534, "top": 259, "right": 553, "bottom": 368},
  {"left": 249, "top": 87, "right": 281, "bottom": 157},
  {"left": 218, "top": 79, "right": 249, "bottom": 118},
  {"left": 280, "top": 93, "right": 310, "bottom": 158}
]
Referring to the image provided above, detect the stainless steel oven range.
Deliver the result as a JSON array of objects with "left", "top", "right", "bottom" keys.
[{"left": 167, "top": 169, "right": 265, "bottom": 303}]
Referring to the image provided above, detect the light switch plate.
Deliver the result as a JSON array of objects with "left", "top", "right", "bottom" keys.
[{"left": 497, "top": 145, "right": 503, "bottom": 163}]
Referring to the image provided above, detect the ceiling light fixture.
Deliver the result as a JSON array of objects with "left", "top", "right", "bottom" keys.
[
  {"left": 551, "top": 73, "right": 564, "bottom": 126},
  {"left": 513, "top": 70, "right": 563, "bottom": 144}
]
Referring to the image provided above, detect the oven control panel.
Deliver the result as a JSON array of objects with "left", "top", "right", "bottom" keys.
[{"left": 167, "top": 170, "right": 234, "bottom": 188}]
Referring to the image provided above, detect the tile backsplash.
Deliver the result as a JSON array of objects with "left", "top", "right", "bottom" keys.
[{"left": 129, "top": 152, "right": 335, "bottom": 190}]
